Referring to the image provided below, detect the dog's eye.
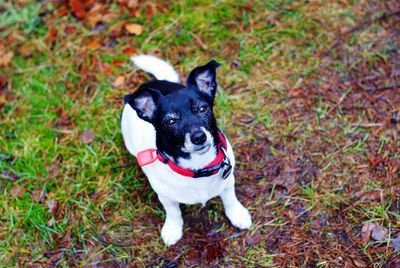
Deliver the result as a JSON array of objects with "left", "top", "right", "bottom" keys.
[
  {"left": 199, "top": 106, "right": 208, "bottom": 113},
  {"left": 165, "top": 119, "right": 176, "bottom": 126}
]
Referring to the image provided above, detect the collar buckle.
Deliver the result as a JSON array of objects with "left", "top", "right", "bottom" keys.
[
  {"left": 137, "top": 149, "right": 158, "bottom": 166},
  {"left": 220, "top": 147, "right": 232, "bottom": 180}
]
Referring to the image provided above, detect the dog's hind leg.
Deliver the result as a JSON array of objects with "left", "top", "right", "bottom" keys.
[
  {"left": 219, "top": 176, "right": 252, "bottom": 229},
  {"left": 157, "top": 195, "right": 183, "bottom": 246}
]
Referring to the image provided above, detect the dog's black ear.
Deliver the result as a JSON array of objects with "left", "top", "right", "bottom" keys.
[
  {"left": 186, "top": 60, "right": 221, "bottom": 100},
  {"left": 124, "top": 89, "right": 160, "bottom": 123}
]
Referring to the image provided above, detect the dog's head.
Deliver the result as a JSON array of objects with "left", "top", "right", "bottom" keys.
[{"left": 125, "top": 60, "right": 221, "bottom": 161}]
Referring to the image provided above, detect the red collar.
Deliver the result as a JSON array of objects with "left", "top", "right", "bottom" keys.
[{"left": 136, "top": 130, "right": 232, "bottom": 179}]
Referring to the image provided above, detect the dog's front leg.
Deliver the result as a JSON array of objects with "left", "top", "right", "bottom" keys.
[
  {"left": 158, "top": 195, "right": 183, "bottom": 246},
  {"left": 219, "top": 176, "right": 252, "bottom": 229}
]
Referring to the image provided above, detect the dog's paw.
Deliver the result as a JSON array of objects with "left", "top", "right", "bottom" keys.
[
  {"left": 225, "top": 204, "right": 252, "bottom": 230},
  {"left": 161, "top": 222, "right": 183, "bottom": 246}
]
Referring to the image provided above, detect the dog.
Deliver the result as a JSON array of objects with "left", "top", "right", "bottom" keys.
[{"left": 121, "top": 55, "right": 252, "bottom": 245}]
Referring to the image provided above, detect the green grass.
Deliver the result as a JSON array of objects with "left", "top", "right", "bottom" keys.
[{"left": 0, "top": 0, "right": 399, "bottom": 266}]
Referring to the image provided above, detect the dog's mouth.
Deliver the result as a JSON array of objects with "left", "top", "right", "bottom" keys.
[{"left": 194, "top": 144, "right": 211, "bottom": 154}]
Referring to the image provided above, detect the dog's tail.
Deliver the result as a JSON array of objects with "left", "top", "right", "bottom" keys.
[{"left": 131, "top": 55, "right": 180, "bottom": 83}]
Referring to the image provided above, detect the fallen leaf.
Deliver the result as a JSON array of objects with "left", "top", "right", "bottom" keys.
[
  {"left": 371, "top": 224, "right": 388, "bottom": 241},
  {"left": 123, "top": 46, "right": 137, "bottom": 56},
  {"left": 112, "top": 59, "right": 125, "bottom": 67},
  {"left": 290, "top": 87, "right": 305, "bottom": 97},
  {"left": 31, "top": 189, "right": 47, "bottom": 202},
  {"left": 125, "top": 23, "right": 143, "bottom": 35},
  {"left": 80, "top": 129, "right": 95, "bottom": 144},
  {"left": 1, "top": 169, "right": 20, "bottom": 182},
  {"left": 96, "top": 63, "right": 113, "bottom": 76},
  {"left": 44, "top": 248, "right": 66, "bottom": 266},
  {"left": 361, "top": 222, "right": 389, "bottom": 242},
  {"left": 361, "top": 222, "right": 376, "bottom": 243},
  {"left": 353, "top": 259, "right": 367, "bottom": 268},
  {"left": 187, "top": 251, "right": 197, "bottom": 262},
  {"left": 85, "top": 5, "right": 114, "bottom": 28},
  {"left": 47, "top": 218, "right": 55, "bottom": 227},
  {"left": 117, "top": 0, "right": 139, "bottom": 15},
  {"left": 246, "top": 231, "right": 261, "bottom": 246},
  {"left": 392, "top": 236, "right": 400, "bottom": 252},
  {"left": 86, "top": 39, "right": 101, "bottom": 50},
  {"left": 46, "top": 27, "right": 58, "bottom": 48},
  {"left": 0, "top": 75, "right": 8, "bottom": 90},
  {"left": 112, "top": 75, "right": 125, "bottom": 88},
  {"left": 11, "top": 186, "right": 22, "bottom": 198},
  {"left": 0, "top": 50, "right": 13, "bottom": 66},
  {"left": 58, "top": 6, "right": 69, "bottom": 16},
  {"left": 69, "top": 0, "right": 92, "bottom": 19},
  {"left": 145, "top": 5, "right": 155, "bottom": 19},
  {"left": 355, "top": 191, "right": 382, "bottom": 202},
  {"left": 64, "top": 25, "right": 77, "bottom": 35},
  {"left": 202, "top": 242, "right": 223, "bottom": 262},
  {"left": 368, "top": 153, "right": 385, "bottom": 166},
  {"left": 47, "top": 199, "right": 57, "bottom": 214}
]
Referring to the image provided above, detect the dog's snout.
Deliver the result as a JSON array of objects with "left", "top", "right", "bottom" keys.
[{"left": 190, "top": 130, "right": 207, "bottom": 145}]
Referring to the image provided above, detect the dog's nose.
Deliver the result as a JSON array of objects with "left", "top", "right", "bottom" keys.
[{"left": 190, "top": 130, "right": 207, "bottom": 145}]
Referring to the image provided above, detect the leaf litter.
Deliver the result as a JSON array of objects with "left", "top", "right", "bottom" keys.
[{"left": 0, "top": 0, "right": 399, "bottom": 267}]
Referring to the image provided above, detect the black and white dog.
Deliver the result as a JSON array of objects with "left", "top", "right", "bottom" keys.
[{"left": 121, "top": 55, "right": 251, "bottom": 245}]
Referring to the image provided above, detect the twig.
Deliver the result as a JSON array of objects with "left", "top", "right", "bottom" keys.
[
  {"left": 351, "top": 123, "right": 384, "bottom": 128},
  {"left": 144, "top": 18, "right": 181, "bottom": 44},
  {"left": 370, "top": 82, "right": 400, "bottom": 93},
  {"left": 189, "top": 32, "right": 208, "bottom": 50}
]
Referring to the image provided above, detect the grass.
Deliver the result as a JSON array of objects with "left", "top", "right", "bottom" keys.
[{"left": 0, "top": 0, "right": 399, "bottom": 267}]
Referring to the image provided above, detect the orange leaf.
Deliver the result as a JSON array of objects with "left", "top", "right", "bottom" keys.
[
  {"left": 123, "top": 46, "right": 137, "bottom": 56},
  {"left": 112, "top": 76, "right": 125, "bottom": 88},
  {"left": 112, "top": 59, "right": 124, "bottom": 67},
  {"left": 0, "top": 51, "right": 13, "bottom": 66},
  {"left": 146, "top": 5, "right": 155, "bottom": 19},
  {"left": 58, "top": 6, "right": 69, "bottom": 16},
  {"left": 46, "top": 27, "right": 58, "bottom": 47},
  {"left": 125, "top": 23, "right": 143, "bottom": 35},
  {"left": 69, "top": 0, "right": 91, "bottom": 19},
  {"left": 96, "top": 63, "right": 113, "bottom": 76},
  {"left": 87, "top": 40, "right": 101, "bottom": 50}
]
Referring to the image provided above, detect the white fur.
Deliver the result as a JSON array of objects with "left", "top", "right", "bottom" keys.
[
  {"left": 121, "top": 56, "right": 252, "bottom": 246},
  {"left": 131, "top": 55, "right": 180, "bottom": 83}
]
